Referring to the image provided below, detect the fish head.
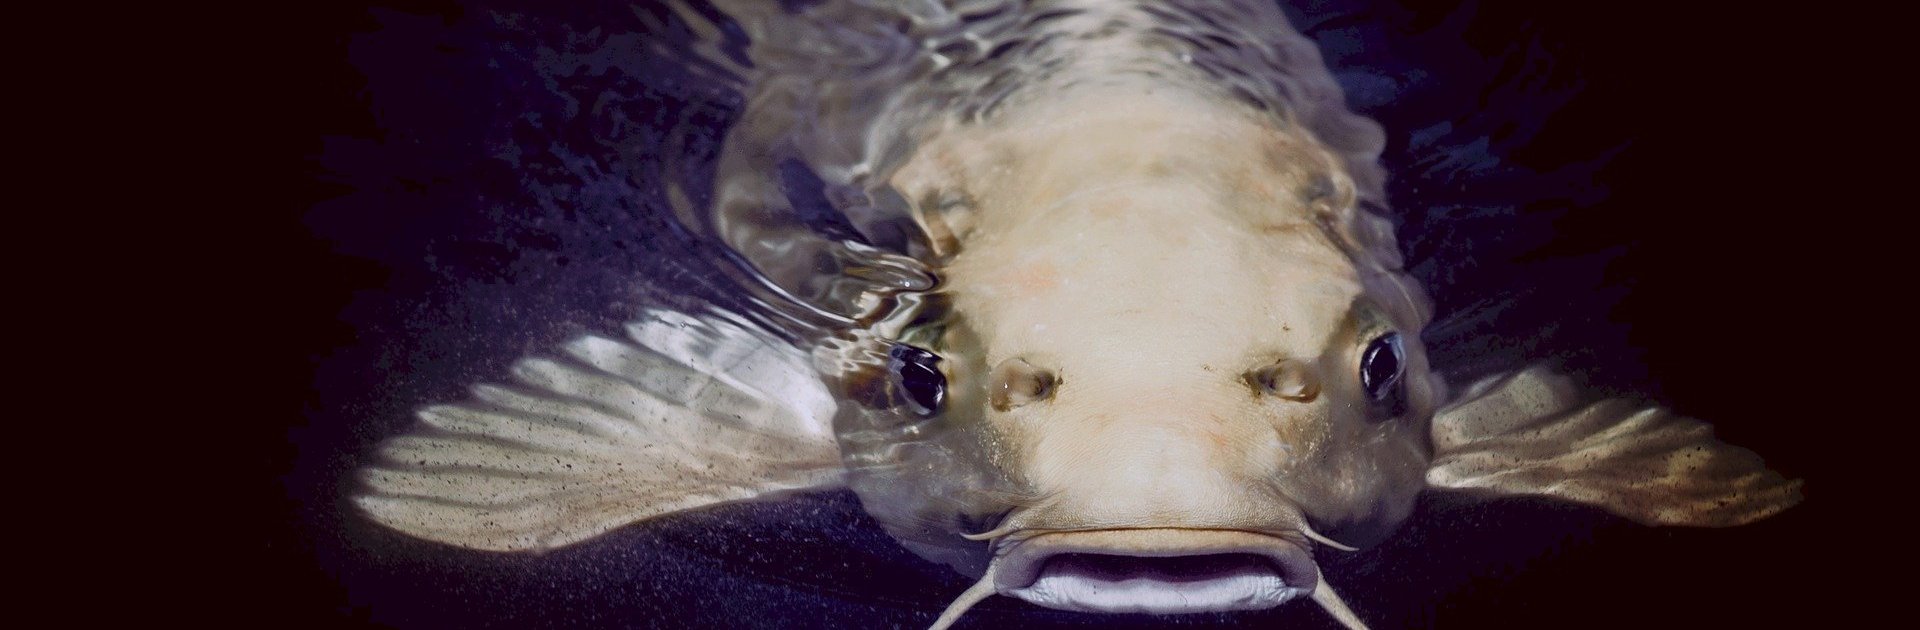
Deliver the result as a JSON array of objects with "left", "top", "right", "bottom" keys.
[
  {"left": 823, "top": 94, "right": 1444, "bottom": 614},
  {"left": 951, "top": 216, "right": 1442, "bottom": 615}
]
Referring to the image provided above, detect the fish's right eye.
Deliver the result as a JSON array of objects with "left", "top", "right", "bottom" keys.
[
  {"left": 889, "top": 343, "right": 946, "bottom": 416},
  {"left": 1360, "top": 332, "right": 1405, "bottom": 402}
]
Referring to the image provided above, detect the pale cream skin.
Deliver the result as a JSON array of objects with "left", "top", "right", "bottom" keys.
[
  {"left": 925, "top": 94, "right": 1419, "bottom": 507},
  {"left": 884, "top": 84, "right": 1439, "bottom": 624}
]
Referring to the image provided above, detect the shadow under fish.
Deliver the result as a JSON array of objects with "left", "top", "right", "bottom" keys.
[{"left": 350, "top": 2, "right": 1802, "bottom": 628}]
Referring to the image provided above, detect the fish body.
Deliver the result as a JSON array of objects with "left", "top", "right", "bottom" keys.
[{"left": 352, "top": 2, "right": 1802, "bottom": 628}]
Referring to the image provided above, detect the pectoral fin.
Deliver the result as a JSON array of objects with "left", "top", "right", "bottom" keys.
[
  {"left": 1426, "top": 367, "right": 1801, "bottom": 526},
  {"left": 354, "top": 308, "right": 844, "bottom": 551}
]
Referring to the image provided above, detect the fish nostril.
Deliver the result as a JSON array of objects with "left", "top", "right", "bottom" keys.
[
  {"left": 992, "top": 357, "right": 1058, "bottom": 411},
  {"left": 1247, "top": 359, "right": 1319, "bottom": 402}
]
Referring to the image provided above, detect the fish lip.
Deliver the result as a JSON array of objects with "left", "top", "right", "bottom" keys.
[{"left": 990, "top": 528, "right": 1319, "bottom": 614}]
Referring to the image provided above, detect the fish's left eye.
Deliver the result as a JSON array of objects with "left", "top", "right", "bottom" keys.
[
  {"left": 1360, "top": 332, "right": 1404, "bottom": 401},
  {"left": 889, "top": 343, "right": 945, "bottom": 416}
]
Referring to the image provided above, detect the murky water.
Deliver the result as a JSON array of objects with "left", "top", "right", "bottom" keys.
[{"left": 292, "top": 1, "right": 1820, "bottom": 627}]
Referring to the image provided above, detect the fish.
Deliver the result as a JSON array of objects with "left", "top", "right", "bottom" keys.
[{"left": 350, "top": 2, "right": 1803, "bottom": 628}]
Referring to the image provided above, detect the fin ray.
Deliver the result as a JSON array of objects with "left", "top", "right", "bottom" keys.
[{"left": 354, "top": 308, "right": 844, "bottom": 551}]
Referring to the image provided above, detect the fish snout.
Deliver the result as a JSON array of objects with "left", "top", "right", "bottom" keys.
[{"left": 991, "top": 528, "right": 1319, "bottom": 614}]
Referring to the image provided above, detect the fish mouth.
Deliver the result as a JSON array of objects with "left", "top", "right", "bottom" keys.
[{"left": 992, "top": 529, "right": 1319, "bottom": 614}]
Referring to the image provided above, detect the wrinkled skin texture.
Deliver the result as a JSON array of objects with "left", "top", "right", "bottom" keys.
[{"left": 833, "top": 87, "right": 1441, "bottom": 582}]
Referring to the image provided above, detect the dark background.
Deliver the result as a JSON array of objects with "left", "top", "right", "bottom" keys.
[{"left": 259, "top": 1, "right": 1859, "bottom": 627}]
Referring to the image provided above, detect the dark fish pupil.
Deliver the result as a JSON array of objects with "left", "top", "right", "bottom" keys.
[
  {"left": 890, "top": 344, "right": 946, "bottom": 415},
  {"left": 1362, "top": 333, "right": 1402, "bottom": 399}
]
